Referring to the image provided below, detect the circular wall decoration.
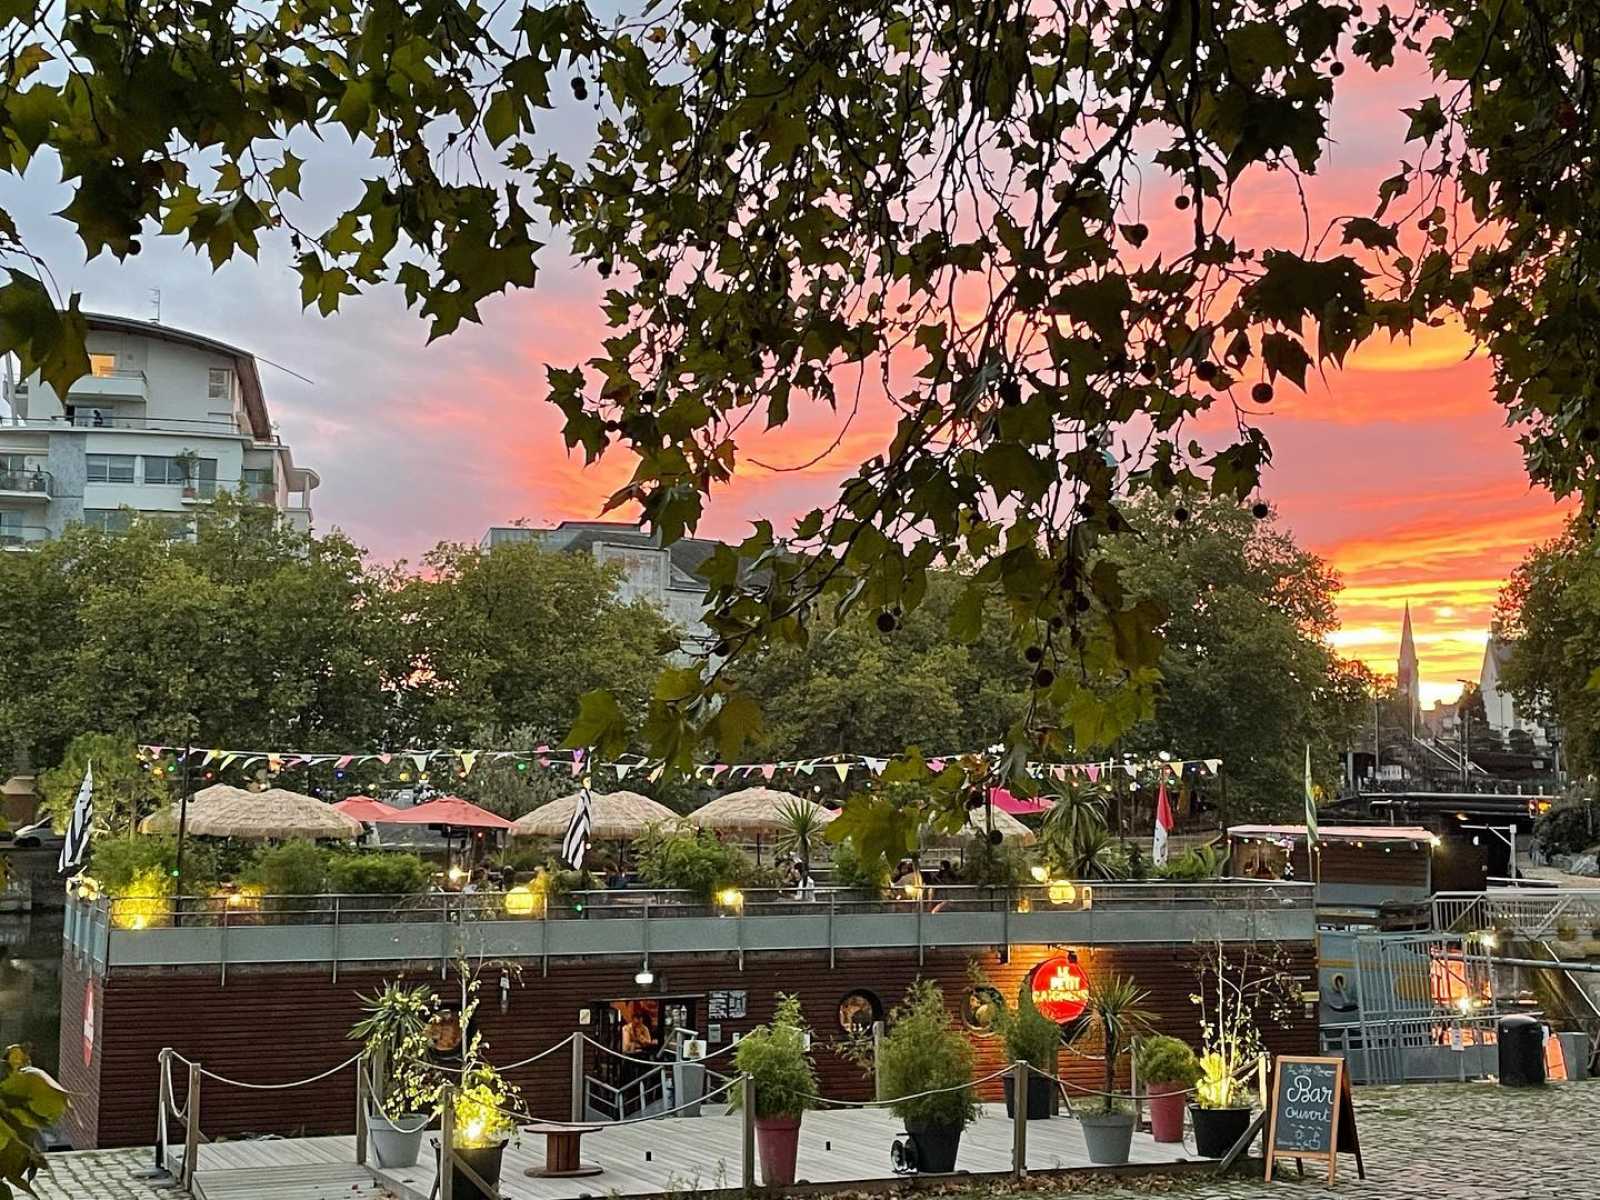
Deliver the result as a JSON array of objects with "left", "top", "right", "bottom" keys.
[
  {"left": 961, "top": 986, "right": 1005, "bottom": 1034},
  {"left": 837, "top": 989, "right": 883, "bottom": 1034}
]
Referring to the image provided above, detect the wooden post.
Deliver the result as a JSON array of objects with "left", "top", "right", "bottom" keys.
[
  {"left": 872, "top": 1020, "right": 885, "bottom": 1100},
  {"left": 354, "top": 1055, "right": 369, "bottom": 1167},
  {"left": 571, "top": 1032, "right": 586, "bottom": 1122},
  {"left": 439, "top": 1084, "right": 455, "bottom": 1200},
  {"left": 1130, "top": 1037, "right": 1142, "bottom": 1131},
  {"left": 1010, "top": 1060, "right": 1028, "bottom": 1179},
  {"left": 182, "top": 1060, "right": 201, "bottom": 1191},
  {"left": 741, "top": 1073, "right": 756, "bottom": 1193}
]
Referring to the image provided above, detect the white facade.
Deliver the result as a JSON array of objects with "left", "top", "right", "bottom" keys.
[
  {"left": 1479, "top": 636, "right": 1548, "bottom": 747},
  {"left": 0, "top": 314, "right": 317, "bottom": 546}
]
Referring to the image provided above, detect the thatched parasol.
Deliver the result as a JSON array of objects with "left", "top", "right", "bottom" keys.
[
  {"left": 140, "top": 787, "right": 362, "bottom": 840},
  {"left": 922, "top": 804, "right": 1038, "bottom": 847},
  {"left": 688, "top": 787, "right": 835, "bottom": 836},
  {"left": 511, "top": 790, "right": 678, "bottom": 841}
]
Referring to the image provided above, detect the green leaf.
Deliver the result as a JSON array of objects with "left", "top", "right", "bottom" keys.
[
  {"left": 484, "top": 90, "right": 519, "bottom": 148},
  {"left": 705, "top": 692, "right": 762, "bottom": 760},
  {"left": 1402, "top": 96, "right": 1446, "bottom": 144},
  {"left": 563, "top": 689, "right": 629, "bottom": 759},
  {"left": 1261, "top": 332, "right": 1313, "bottom": 389}
]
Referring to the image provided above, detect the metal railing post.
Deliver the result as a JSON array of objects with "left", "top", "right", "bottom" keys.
[
  {"left": 182, "top": 1060, "right": 201, "bottom": 1191},
  {"left": 571, "top": 1032, "right": 586, "bottom": 1122},
  {"left": 331, "top": 895, "right": 341, "bottom": 983},
  {"left": 1011, "top": 1060, "right": 1028, "bottom": 1179},
  {"left": 741, "top": 1073, "right": 756, "bottom": 1193},
  {"left": 355, "top": 1054, "right": 369, "bottom": 1167},
  {"left": 439, "top": 1083, "right": 455, "bottom": 1200},
  {"left": 154, "top": 1048, "right": 169, "bottom": 1174}
]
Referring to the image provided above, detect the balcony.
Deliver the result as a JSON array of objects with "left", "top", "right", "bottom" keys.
[
  {"left": 0, "top": 468, "right": 51, "bottom": 500},
  {"left": 64, "top": 881, "right": 1315, "bottom": 976},
  {"left": 67, "top": 368, "right": 149, "bottom": 404},
  {"left": 0, "top": 525, "right": 49, "bottom": 549},
  {"left": 0, "top": 414, "right": 244, "bottom": 436},
  {"left": 178, "top": 480, "right": 219, "bottom": 503}
]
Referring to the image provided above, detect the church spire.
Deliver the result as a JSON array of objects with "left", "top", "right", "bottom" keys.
[{"left": 1397, "top": 602, "right": 1420, "bottom": 735}]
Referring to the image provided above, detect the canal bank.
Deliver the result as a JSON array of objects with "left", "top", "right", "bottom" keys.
[{"left": 1, "top": 847, "right": 64, "bottom": 1074}]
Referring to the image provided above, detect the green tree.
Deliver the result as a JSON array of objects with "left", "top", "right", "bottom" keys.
[
  {"left": 1495, "top": 522, "right": 1599, "bottom": 773},
  {"left": 1103, "top": 495, "right": 1370, "bottom": 820},
  {"left": 37, "top": 732, "right": 164, "bottom": 834},
  {"left": 393, "top": 540, "right": 674, "bottom": 745},
  {"left": 0, "top": 0, "right": 1587, "bottom": 836}
]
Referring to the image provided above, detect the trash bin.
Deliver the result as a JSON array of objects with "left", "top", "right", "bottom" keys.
[
  {"left": 1558, "top": 1031, "right": 1590, "bottom": 1081},
  {"left": 1498, "top": 1014, "right": 1545, "bottom": 1087}
]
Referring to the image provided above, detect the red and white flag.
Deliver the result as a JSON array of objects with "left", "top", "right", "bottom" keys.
[{"left": 1153, "top": 779, "right": 1175, "bottom": 865}]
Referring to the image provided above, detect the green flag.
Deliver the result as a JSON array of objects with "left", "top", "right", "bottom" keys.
[{"left": 1304, "top": 743, "right": 1318, "bottom": 849}]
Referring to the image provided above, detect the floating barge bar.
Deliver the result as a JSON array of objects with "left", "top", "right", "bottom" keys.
[{"left": 56, "top": 881, "right": 1318, "bottom": 1149}]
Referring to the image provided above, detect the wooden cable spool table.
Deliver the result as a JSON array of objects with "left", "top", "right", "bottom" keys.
[{"left": 523, "top": 1122, "right": 604, "bottom": 1178}]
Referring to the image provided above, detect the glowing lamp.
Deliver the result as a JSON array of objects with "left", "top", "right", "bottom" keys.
[
  {"left": 1047, "top": 879, "right": 1077, "bottom": 906},
  {"left": 447, "top": 865, "right": 466, "bottom": 884},
  {"left": 635, "top": 967, "right": 655, "bottom": 986},
  {"left": 716, "top": 887, "right": 744, "bottom": 912},
  {"left": 504, "top": 885, "right": 538, "bottom": 918},
  {"left": 1029, "top": 864, "right": 1049, "bottom": 883}
]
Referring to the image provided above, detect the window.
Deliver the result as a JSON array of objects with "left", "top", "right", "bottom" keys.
[
  {"left": 836, "top": 990, "right": 883, "bottom": 1034},
  {"left": 207, "top": 367, "right": 233, "bottom": 401},
  {"left": 89, "top": 353, "right": 117, "bottom": 378},
  {"left": 86, "top": 454, "right": 136, "bottom": 484},
  {"left": 241, "top": 466, "right": 275, "bottom": 503},
  {"left": 82, "top": 509, "right": 132, "bottom": 533},
  {"left": 144, "top": 456, "right": 217, "bottom": 494}
]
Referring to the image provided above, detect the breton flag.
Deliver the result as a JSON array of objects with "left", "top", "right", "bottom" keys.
[
  {"left": 58, "top": 761, "right": 94, "bottom": 875},
  {"left": 562, "top": 775, "right": 593, "bottom": 870},
  {"left": 1304, "top": 743, "right": 1319, "bottom": 850},
  {"left": 1153, "top": 777, "right": 1175, "bottom": 866}
]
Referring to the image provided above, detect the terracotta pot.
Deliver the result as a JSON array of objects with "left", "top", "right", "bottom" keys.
[
  {"left": 1146, "top": 1081, "right": 1187, "bottom": 1142},
  {"left": 755, "top": 1115, "right": 802, "bottom": 1186}
]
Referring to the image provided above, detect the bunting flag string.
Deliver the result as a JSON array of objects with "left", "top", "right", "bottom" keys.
[{"left": 134, "top": 741, "right": 1224, "bottom": 789}]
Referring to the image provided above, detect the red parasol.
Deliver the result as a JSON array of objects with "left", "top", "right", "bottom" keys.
[
  {"left": 384, "top": 796, "right": 514, "bottom": 830},
  {"left": 989, "top": 787, "right": 1054, "bottom": 817},
  {"left": 333, "top": 795, "right": 400, "bottom": 823}
]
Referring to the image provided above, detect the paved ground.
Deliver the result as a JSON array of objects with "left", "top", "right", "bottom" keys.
[{"left": 31, "top": 1081, "right": 1600, "bottom": 1199}]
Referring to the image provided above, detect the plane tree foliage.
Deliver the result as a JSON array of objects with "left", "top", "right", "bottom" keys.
[{"left": 0, "top": 0, "right": 1589, "bottom": 833}]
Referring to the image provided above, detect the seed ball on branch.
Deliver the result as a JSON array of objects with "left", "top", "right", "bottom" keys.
[
  {"left": 1251, "top": 501, "right": 1270, "bottom": 519},
  {"left": 1251, "top": 381, "right": 1274, "bottom": 404},
  {"left": 876, "top": 611, "right": 897, "bottom": 633}
]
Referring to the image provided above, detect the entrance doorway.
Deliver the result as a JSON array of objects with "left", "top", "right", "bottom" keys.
[{"left": 584, "top": 995, "right": 699, "bottom": 1120}]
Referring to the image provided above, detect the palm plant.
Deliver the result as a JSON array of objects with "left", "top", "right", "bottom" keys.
[
  {"left": 1040, "top": 782, "right": 1127, "bottom": 880},
  {"left": 1074, "top": 973, "right": 1153, "bottom": 1115},
  {"left": 773, "top": 799, "right": 829, "bottom": 876}
]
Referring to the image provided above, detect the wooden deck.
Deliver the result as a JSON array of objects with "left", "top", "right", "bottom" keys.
[{"left": 190, "top": 1104, "right": 1200, "bottom": 1200}]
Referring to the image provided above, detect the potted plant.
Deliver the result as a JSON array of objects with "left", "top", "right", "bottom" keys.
[
  {"left": 174, "top": 448, "right": 200, "bottom": 498},
  {"left": 990, "top": 983, "right": 1059, "bottom": 1120},
  {"left": 1135, "top": 1035, "right": 1199, "bottom": 1143},
  {"left": 1187, "top": 932, "right": 1299, "bottom": 1157},
  {"left": 350, "top": 981, "right": 438, "bottom": 1168},
  {"left": 877, "top": 979, "right": 978, "bottom": 1173},
  {"left": 445, "top": 1062, "right": 519, "bottom": 1200},
  {"left": 1072, "top": 973, "right": 1151, "bottom": 1165},
  {"left": 732, "top": 994, "right": 818, "bottom": 1186}
]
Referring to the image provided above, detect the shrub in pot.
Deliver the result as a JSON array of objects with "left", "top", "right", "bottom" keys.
[
  {"left": 732, "top": 994, "right": 818, "bottom": 1186},
  {"left": 443, "top": 1063, "right": 519, "bottom": 1200},
  {"left": 877, "top": 979, "right": 978, "bottom": 1173},
  {"left": 992, "top": 984, "right": 1060, "bottom": 1120},
  {"left": 350, "top": 981, "right": 438, "bottom": 1168},
  {"left": 1072, "top": 973, "right": 1151, "bottom": 1166},
  {"left": 1134, "top": 1035, "right": 1199, "bottom": 1143}
]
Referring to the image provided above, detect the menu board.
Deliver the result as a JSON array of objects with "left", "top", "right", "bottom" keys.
[
  {"left": 708, "top": 990, "right": 747, "bottom": 1020},
  {"left": 1264, "top": 1056, "right": 1364, "bottom": 1184}
]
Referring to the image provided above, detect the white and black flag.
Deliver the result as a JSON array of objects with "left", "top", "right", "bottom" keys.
[
  {"left": 58, "top": 761, "right": 94, "bottom": 875},
  {"left": 561, "top": 776, "right": 593, "bottom": 870}
]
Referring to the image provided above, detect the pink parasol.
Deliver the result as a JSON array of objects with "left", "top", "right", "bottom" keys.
[
  {"left": 333, "top": 795, "right": 401, "bottom": 823},
  {"left": 989, "top": 787, "right": 1054, "bottom": 817},
  {"left": 384, "top": 796, "right": 514, "bottom": 830}
]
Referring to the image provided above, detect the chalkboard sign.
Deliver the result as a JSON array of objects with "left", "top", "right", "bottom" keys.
[
  {"left": 707, "top": 990, "right": 747, "bottom": 1020},
  {"left": 1264, "top": 1056, "right": 1363, "bottom": 1185}
]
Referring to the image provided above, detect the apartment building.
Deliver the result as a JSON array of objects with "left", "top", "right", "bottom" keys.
[{"left": 0, "top": 313, "right": 318, "bottom": 547}]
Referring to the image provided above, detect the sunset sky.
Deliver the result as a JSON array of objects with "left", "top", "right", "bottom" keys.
[{"left": 0, "top": 37, "right": 1570, "bottom": 709}]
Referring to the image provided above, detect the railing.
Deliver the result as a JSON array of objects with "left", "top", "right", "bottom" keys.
[
  {"left": 68, "top": 881, "right": 1315, "bottom": 979},
  {"left": 0, "top": 413, "right": 245, "bottom": 436},
  {"left": 0, "top": 467, "right": 51, "bottom": 495},
  {"left": 0, "top": 525, "right": 48, "bottom": 547},
  {"left": 1435, "top": 889, "right": 1600, "bottom": 938}
]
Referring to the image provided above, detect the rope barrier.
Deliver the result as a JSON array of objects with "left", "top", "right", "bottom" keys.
[
  {"left": 794, "top": 1065, "right": 1015, "bottom": 1109},
  {"left": 196, "top": 1052, "right": 362, "bottom": 1090},
  {"left": 1026, "top": 1062, "right": 1201, "bottom": 1100},
  {"left": 578, "top": 1033, "right": 737, "bottom": 1066}
]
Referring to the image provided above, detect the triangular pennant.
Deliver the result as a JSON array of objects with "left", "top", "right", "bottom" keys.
[
  {"left": 377, "top": 753, "right": 392, "bottom": 765},
  {"left": 410, "top": 753, "right": 429, "bottom": 775},
  {"left": 928, "top": 759, "right": 945, "bottom": 773},
  {"left": 834, "top": 762, "right": 851, "bottom": 783},
  {"left": 459, "top": 751, "right": 478, "bottom": 776},
  {"left": 335, "top": 755, "right": 353, "bottom": 770},
  {"left": 1205, "top": 758, "right": 1223, "bottom": 775},
  {"left": 267, "top": 753, "right": 283, "bottom": 774},
  {"left": 220, "top": 754, "right": 238, "bottom": 771},
  {"left": 201, "top": 750, "right": 219, "bottom": 767},
  {"left": 761, "top": 764, "right": 777, "bottom": 781},
  {"left": 1086, "top": 765, "right": 1100, "bottom": 783},
  {"left": 648, "top": 764, "right": 664, "bottom": 783},
  {"left": 615, "top": 764, "right": 632, "bottom": 782},
  {"left": 797, "top": 762, "right": 815, "bottom": 776},
  {"left": 712, "top": 764, "right": 729, "bottom": 780}
]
